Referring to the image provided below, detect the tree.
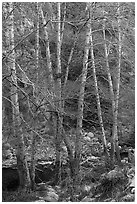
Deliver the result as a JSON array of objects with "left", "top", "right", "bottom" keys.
[
  {"left": 89, "top": 3, "right": 109, "bottom": 157},
  {"left": 74, "top": 2, "right": 91, "bottom": 190},
  {"left": 29, "top": 2, "right": 40, "bottom": 190},
  {"left": 54, "top": 2, "right": 62, "bottom": 183},
  {"left": 111, "top": 2, "right": 122, "bottom": 164},
  {"left": 101, "top": 4, "right": 121, "bottom": 164},
  {"left": 3, "top": 2, "right": 31, "bottom": 190}
]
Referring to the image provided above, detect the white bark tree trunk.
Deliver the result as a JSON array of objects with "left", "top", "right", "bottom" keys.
[
  {"left": 30, "top": 2, "right": 40, "bottom": 190},
  {"left": 102, "top": 7, "right": 121, "bottom": 164},
  {"left": 102, "top": 16, "right": 116, "bottom": 163},
  {"left": 113, "top": 3, "right": 122, "bottom": 163},
  {"left": 54, "top": 2, "right": 62, "bottom": 183},
  {"left": 89, "top": 21, "right": 108, "bottom": 157},
  {"left": 40, "top": 4, "right": 55, "bottom": 94},
  {"left": 74, "top": 2, "right": 91, "bottom": 190},
  {"left": 5, "top": 2, "right": 31, "bottom": 190}
]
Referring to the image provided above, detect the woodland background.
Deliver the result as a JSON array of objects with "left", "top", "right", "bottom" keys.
[{"left": 2, "top": 2, "right": 135, "bottom": 202}]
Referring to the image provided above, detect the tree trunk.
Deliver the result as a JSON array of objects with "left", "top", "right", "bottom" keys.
[
  {"left": 102, "top": 16, "right": 116, "bottom": 165},
  {"left": 30, "top": 131, "right": 36, "bottom": 190},
  {"left": 40, "top": 4, "right": 55, "bottom": 93},
  {"left": 63, "top": 31, "right": 79, "bottom": 99},
  {"left": 89, "top": 18, "right": 109, "bottom": 157},
  {"left": 29, "top": 2, "right": 40, "bottom": 190},
  {"left": 112, "top": 3, "right": 122, "bottom": 163},
  {"left": 102, "top": 7, "right": 122, "bottom": 164},
  {"left": 5, "top": 2, "right": 31, "bottom": 190},
  {"left": 54, "top": 2, "right": 62, "bottom": 184},
  {"left": 61, "top": 2, "right": 66, "bottom": 44},
  {"left": 74, "top": 2, "right": 91, "bottom": 190},
  {"left": 2, "top": 79, "right": 14, "bottom": 139}
]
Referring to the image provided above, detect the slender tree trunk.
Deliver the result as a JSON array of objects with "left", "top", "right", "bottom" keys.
[
  {"left": 54, "top": 2, "right": 62, "bottom": 184},
  {"left": 59, "top": 3, "right": 82, "bottom": 187},
  {"left": 30, "top": 133, "right": 36, "bottom": 190},
  {"left": 89, "top": 23, "right": 109, "bottom": 157},
  {"left": 61, "top": 2, "right": 66, "bottom": 44},
  {"left": 74, "top": 3, "right": 91, "bottom": 191},
  {"left": 102, "top": 17, "right": 116, "bottom": 165},
  {"left": 113, "top": 3, "right": 122, "bottom": 163},
  {"left": 29, "top": 2, "right": 40, "bottom": 190},
  {"left": 5, "top": 2, "right": 31, "bottom": 190},
  {"left": 61, "top": 30, "right": 80, "bottom": 183},
  {"left": 40, "top": 4, "right": 55, "bottom": 94},
  {"left": 63, "top": 32, "right": 79, "bottom": 97},
  {"left": 56, "top": 2, "right": 62, "bottom": 113},
  {"left": 103, "top": 8, "right": 122, "bottom": 164},
  {"left": 3, "top": 3, "right": 14, "bottom": 139},
  {"left": 36, "top": 3, "right": 40, "bottom": 92}
]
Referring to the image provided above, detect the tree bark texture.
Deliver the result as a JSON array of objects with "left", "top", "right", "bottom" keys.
[
  {"left": 40, "top": 4, "right": 55, "bottom": 95},
  {"left": 112, "top": 3, "right": 122, "bottom": 163},
  {"left": 29, "top": 3, "right": 40, "bottom": 190},
  {"left": 102, "top": 8, "right": 121, "bottom": 164},
  {"left": 89, "top": 19, "right": 109, "bottom": 157},
  {"left": 74, "top": 3, "right": 91, "bottom": 189},
  {"left": 54, "top": 2, "right": 62, "bottom": 184},
  {"left": 4, "top": 2, "right": 31, "bottom": 190},
  {"left": 102, "top": 17, "right": 116, "bottom": 164}
]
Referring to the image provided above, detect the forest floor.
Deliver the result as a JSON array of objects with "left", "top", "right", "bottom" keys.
[
  {"left": 2, "top": 134, "right": 135, "bottom": 202},
  {"left": 2, "top": 153, "right": 135, "bottom": 202}
]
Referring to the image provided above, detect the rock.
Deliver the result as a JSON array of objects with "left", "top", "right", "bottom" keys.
[
  {"left": 44, "top": 191, "right": 59, "bottom": 202},
  {"left": 129, "top": 177, "right": 135, "bottom": 188},
  {"left": 81, "top": 196, "right": 96, "bottom": 202},
  {"left": 36, "top": 190, "right": 47, "bottom": 198},
  {"left": 34, "top": 200, "right": 45, "bottom": 202},
  {"left": 36, "top": 183, "right": 49, "bottom": 191},
  {"left": 120, "top": 194, "right": 135, "bottom": 202},
  {"left": 84, "top": 132, "right": 94, "bottom": 141},
  {"left": 131, "top": 188, "right": 135, "bottom": 194},
  {"left": 87, "top": 132, "right": 94, "bottom": 138},
  {"left": 36, "top": 183, "right": 58, "bottom": 202},
  {"left": 84, "top": 136, "right": 91, "bottom": 142},
  {"left": 88, "top": 156, "right": 100, "bottom": 162}
]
